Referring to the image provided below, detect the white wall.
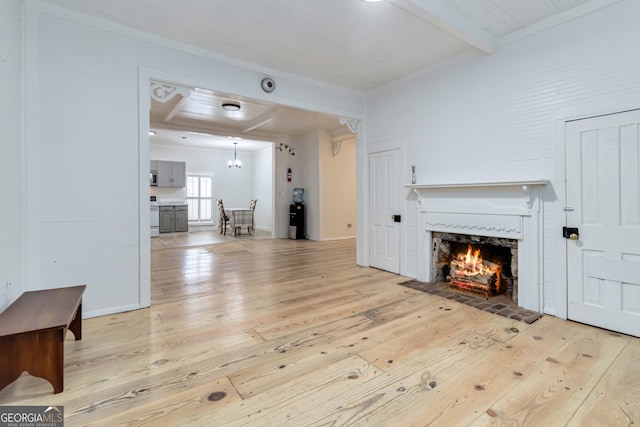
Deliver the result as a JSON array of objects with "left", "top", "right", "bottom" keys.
[
  {"left": 252, "top": 147, "right": 274, "bottom": 231},
  {"left": 282, "top": 130, "right": 357, "bottom": 241},
  {"left": 0, "top": 0, "right": 23, "bottom": 309},
  {"left": 291, "top": 130, "right": 321, "bottom": 240},
  {"left": 276, "top": 130, "right": 358, "bottom": 241},
  {"left": 150, "top": 142, "right": 273, "bottom": 231},
  {"left": 319, "top": 135, "right": 356, "bottom": 240},
  {"left": 22, "top": 3, "right": 363, "bottom": 317},
  {"left": 364, "top": 0, "right": 640, "bottom": 315},
  {"left": 274, "top": 136, "right": 302, "bottom": 238}
]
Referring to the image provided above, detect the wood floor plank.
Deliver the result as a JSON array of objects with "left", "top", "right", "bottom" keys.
[
  {"left": 1, "top": 234, "right": 638, "bottom": 427},
  {"left": 468, "top": 324, "right": 630, "bottom": 426},
  {"left": 567, "top": 337, "right": 640, "bottom": 426},
  {"left": 228, "top": 296, "right": 443, "bottom": 398},
  {"left": 192, "top": 355, "right": 382, "bottom": 426},
  {"left": 377, "top": 316, "right": 595, "bottom": 426},
  {"left": 253, "top": 287, "right": 419, "bottom": 339},
  {"left": 282, "top": 330, "right": 498, "bottom": 426},
  {"left": 357, "top": 300, "right": 496, "bottom": 371},
  {"left": 81, "top": 376, "right": 242, "bottom": 426}
]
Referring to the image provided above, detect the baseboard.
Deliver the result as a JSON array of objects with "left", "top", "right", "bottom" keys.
[
  {"left": 188, "top": 223, "right": 216, "bottom": 231},
  {"left": 84, "top": 303, "right": 142, "bottom": 319},
  {"left": 318, "top": 236, "right": 356, "bottom": 241}
]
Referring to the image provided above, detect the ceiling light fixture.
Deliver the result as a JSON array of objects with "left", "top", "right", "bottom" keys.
[
  {"left": 149, "top": 130, "right": 156, "bottom": 135},
  {"left": 227, "top": 142, "right": 242, "bottom": 168},
  {"left": 222, "top": 101, "right": 241, "bottom": 111},
  {"left": 361, "top": 0, "right": 385, "bottom": 3}
]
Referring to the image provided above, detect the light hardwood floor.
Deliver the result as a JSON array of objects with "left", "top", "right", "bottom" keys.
[{"left": 1, "top": 236, "right": 639, "bottom": 426}]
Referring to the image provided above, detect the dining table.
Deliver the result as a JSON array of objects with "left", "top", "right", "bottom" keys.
[{"left": 226, "top": 208, "right": 254, "bottom": 236}]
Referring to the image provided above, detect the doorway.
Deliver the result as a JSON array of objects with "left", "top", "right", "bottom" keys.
[{"left": 139, "top": 74, "right": 359, "bottom": 307}]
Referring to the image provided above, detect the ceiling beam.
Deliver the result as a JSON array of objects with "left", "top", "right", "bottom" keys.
[
  {"left": 163, "top": 91, "right": 191, "bottom": 123},
  {"left": 150, "top": 122, "right": 277, "bottom": 143},
  {"left": 242, "top": 110, "right": 281, "bottom": 133},
  {"left": 394, "top": 0, "right": 498, "bottom": 54}
]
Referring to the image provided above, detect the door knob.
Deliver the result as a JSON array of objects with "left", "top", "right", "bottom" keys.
[{"left": 562, "top": 226, "right": 579, "bottom": 240}]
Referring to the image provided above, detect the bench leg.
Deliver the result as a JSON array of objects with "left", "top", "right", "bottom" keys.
[
  {"left": 68, "top": 300, "right": 82, "bottom": 340},
  {"left": 0, "top": 329, "right": 65, "bottom": 394},
  {"left": 0, "top": 335, "right": 23, "bottom": 392}
]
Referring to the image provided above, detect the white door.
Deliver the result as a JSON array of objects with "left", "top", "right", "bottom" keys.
[
  {"left": 369, "top": 149, "right": 401, "bottom": 274},
  {"left": 566, "top": 109, "right": 640, "bottom": 337}
]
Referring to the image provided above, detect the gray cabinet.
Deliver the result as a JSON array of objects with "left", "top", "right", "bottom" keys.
[
  {"left": 175, "top": 205, "right": 189, "bottom": 232},
  {"left": 159, "top": 207, "right": 174, "bottom": 233},
  {"left": 159, "top": 205, "right": 189, "bottom": 233},
  {"left": 156, "top": 160, "right": 186, "bottom": 188},
  {"left": 171, "top": 161, "right": 186, "bottom": 187}
]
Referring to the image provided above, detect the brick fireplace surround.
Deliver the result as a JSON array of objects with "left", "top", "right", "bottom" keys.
[{"left": 408, "top": 180, "right": 548, "bottom": 313}]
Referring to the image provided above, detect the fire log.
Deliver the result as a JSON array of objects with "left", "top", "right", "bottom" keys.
[
  {"left": 450, "top": 257, "right": 501, "bottom": 272},
  {"left": 447, "top": 245, "right": 505, "bottom": 296},
  {"left": 449, "top": 268, "right": 497, "bottom": 286}
]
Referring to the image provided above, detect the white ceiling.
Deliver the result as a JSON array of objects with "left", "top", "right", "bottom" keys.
[
  {"left": 39, "top": 0, "right": 603, "bottom": 92},
  {"left": 39, "top": 0, "right": 611, "bottom": 149}
]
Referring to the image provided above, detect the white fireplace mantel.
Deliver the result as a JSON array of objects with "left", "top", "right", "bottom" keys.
[
  {"left": 411, "top": 179, "right": 549, "bottom": 312},
  {"left": 406, "top": 179, "right": 549, "bottom": 209}
]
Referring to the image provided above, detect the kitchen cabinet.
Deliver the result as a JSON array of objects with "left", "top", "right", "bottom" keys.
[
  {"left": 159, "top": 204, "right": 189, "bottom": 233},
  {"left": 156, "top": 160, "right": 186, "bottom": 188},
  {"left": 175, "top": 205, "right": 189, "bottom": 232},
  {"left": 159, "top": 207, "right": 174, "bottom": 233}
]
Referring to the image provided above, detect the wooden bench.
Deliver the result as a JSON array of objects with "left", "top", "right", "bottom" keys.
[{"left": 0, "top": 285, "right": 86, "bottom": 394}]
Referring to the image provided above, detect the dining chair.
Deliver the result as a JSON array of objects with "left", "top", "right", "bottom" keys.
[
  {"left": 217, "top": 199, "right": 230, "bottom": 235},
  {"left": 249, "top": 199, "right": 257, "bottom": 234}
]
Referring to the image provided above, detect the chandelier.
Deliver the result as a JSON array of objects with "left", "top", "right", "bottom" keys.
[{"left": 228, "top": 142, "right": 242, "bottom": 168}]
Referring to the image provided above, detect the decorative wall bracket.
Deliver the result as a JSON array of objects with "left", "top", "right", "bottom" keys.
[
  {"left": 334, "top": 117, "right": 360, "bottom": 157},
  {"left": 411, "top": 188, "right": 424, "bottom": 208},
  {"left": 332, "top": 140, "right": 343, "bottom": 157},
  {"left": 331, "top": 133, "right": 355, "bottom": 157},
  {"left": 150, "top": 81, "right": 192, "bottom": 103},
  {"left": 338, "top": 117, "right": 361, "bottom": 135}
]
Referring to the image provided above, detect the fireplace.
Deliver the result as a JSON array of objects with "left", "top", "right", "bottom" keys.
[
  {"left": 409, "top": 180, "right": 548, "bottom": 312},
  {"left": 432, "top": 232, "right": 518, "bottom": 303}
]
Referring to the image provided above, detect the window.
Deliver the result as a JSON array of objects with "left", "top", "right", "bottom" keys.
[{"left": 186, "top": 174, "right": 213, "bottom": 223}]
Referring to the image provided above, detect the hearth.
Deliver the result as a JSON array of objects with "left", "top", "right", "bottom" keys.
[{"left": 432, "top": 232, "right": 518, "bottom": 302}]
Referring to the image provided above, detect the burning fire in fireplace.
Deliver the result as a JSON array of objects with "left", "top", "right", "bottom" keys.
[{"left": 447, "top": 244, "right": 502, "bottom": 297}]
